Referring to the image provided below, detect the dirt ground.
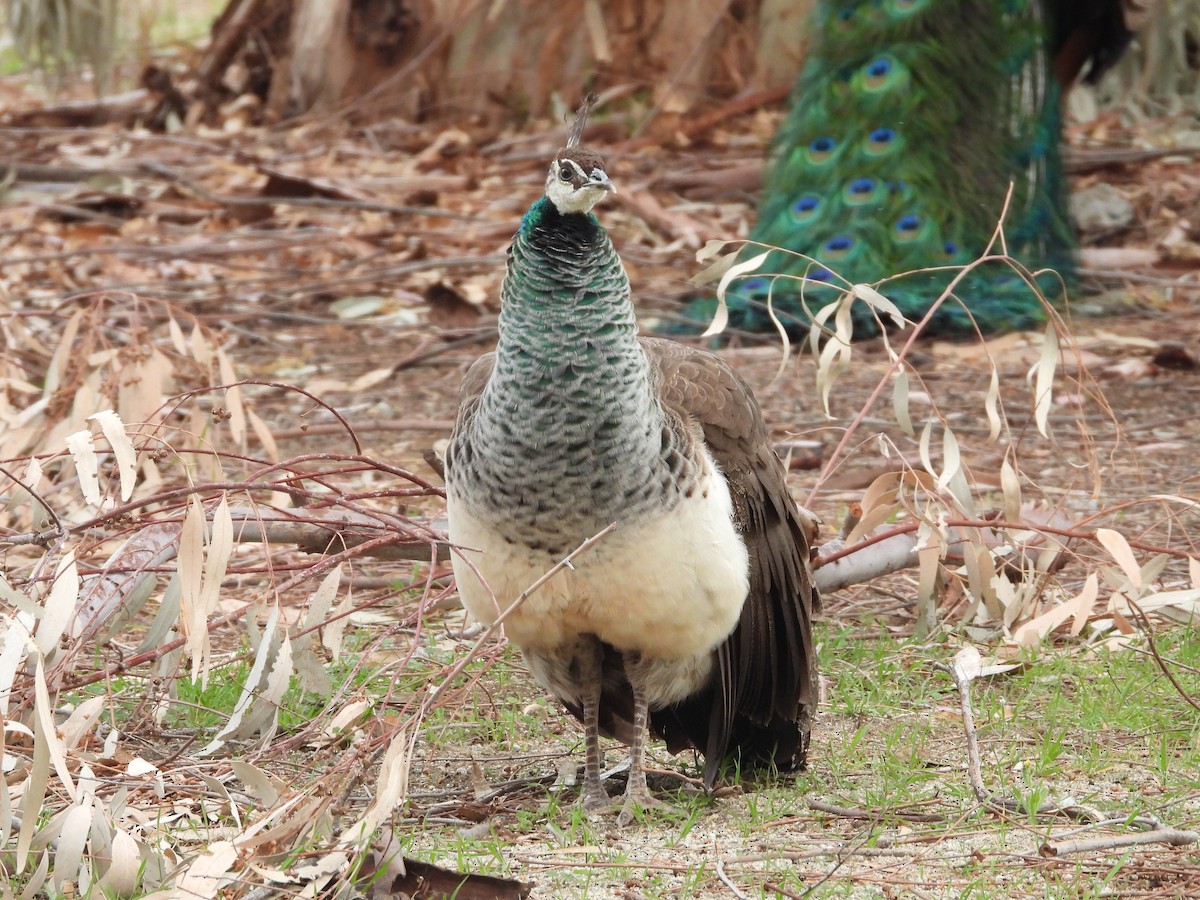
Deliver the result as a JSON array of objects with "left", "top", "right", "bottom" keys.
[{"left": 3, "top": 84, "right": 1200, "bottom": 896}]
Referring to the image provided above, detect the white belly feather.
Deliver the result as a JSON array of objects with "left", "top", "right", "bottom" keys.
[{"left": 447, "top": 460, "right": 749, "bottom": 670}]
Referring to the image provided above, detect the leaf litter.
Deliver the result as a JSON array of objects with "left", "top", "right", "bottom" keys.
[{"left": 0, "top": 81, "right": 1199, "bottom": 898}]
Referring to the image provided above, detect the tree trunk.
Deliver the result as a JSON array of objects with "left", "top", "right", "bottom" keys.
[{"left": 198, "top": 0, "right": 816, "bottom": 126}]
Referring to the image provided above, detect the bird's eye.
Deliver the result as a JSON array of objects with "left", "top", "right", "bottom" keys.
[{"left": 558, "top": 165, "right": 573, "bottom": 181}]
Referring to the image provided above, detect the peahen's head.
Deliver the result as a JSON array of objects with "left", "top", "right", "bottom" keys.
[{"left": 544, "top": 147, "right": 615, "bottom": 216}]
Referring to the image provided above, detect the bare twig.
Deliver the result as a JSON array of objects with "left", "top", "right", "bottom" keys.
[
  {"left": 1127, "top": 599, "right": 1200, "bottom": 715},
  {"left": 715, "top": 859, "right": 750, "bottom": 899},
  {"left": 807, "top": 799, "right": 945, "bottom": 824},
  {"left": 933, "top": 660, "right": 991, "bottom": 804}
]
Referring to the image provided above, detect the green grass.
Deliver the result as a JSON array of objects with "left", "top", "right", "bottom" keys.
[
  {"left": 61, "top": 617, "right": 1200, "bottom": 898},
  {"left": 396, "top": 624, "right": 1200, "bottom": 898}
]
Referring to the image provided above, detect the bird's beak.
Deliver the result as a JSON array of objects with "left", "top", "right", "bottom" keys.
[{"left": 589, "top": 170, "right": 616, "bottom": 194}]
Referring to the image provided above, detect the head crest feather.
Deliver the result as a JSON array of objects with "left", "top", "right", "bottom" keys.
[{"left": 566, "top": 93, "right": 598, "bottom": 149}]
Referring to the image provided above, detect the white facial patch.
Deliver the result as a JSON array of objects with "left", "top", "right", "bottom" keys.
[{"left": 545, "top": 156, "right": 614, "bottom": 215}]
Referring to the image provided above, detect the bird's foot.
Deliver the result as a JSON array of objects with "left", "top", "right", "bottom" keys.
[
  {"left": 616, "top": 785, "right": 664, "bottom": 827},
  {"left": 580, "top": 780, "right": 611, "bottom": 813}
]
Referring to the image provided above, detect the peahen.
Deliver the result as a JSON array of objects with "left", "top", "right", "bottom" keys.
[
  {"left": 684, "top": 0, "right": 1156, "bottom": 338},
  {"left": 444, "top": 98, "right": 819, "bottom": 823}
]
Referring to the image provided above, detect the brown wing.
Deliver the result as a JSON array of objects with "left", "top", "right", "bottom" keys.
[
  {"left": 640, "top": 337, "right": 820, "bottom": 786},
  {"left": 444, "top": 352, "right": 495, "bottom": 476}
]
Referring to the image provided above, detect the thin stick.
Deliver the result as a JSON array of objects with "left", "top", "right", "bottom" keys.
[
  {"left": 932, "top": 661, "right": 990, "bottom": 803},
  {"left": 715, "top": 859, "right": 750, "bottom": 899},
  {"left": 1127, "top": 599, "right": 1200, "bottom": 715}
]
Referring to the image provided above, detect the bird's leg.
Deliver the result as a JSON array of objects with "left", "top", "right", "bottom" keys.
[
  {"left": 618, "top": 664, "right": 663, "bottom": 826},
  {"left": 577, "top": 641, "right": 610, "bottom": 811}
]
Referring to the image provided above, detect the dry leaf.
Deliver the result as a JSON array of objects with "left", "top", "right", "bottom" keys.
[{"left": 89, "top": 409, "right": 138, "bottom": 501}]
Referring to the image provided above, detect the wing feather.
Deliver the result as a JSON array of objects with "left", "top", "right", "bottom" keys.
[{"left": 641, "top": 337, "right": 819, "bottom": 785}]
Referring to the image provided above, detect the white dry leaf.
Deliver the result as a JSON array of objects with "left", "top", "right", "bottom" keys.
[
  {"left": 1012, "top": 575, "right": 1098, "bottom": 646},
  {"left": 16, "top": 717, "right": 49, "bottom": 872},
  {"left": 860, "top": 472, "right": 901, "bottom": 514},
  {"left": 244, "top": 860, "right": 300, "bottom": 887},
  {"left": 296, "top": 566, "right": 342, "bottom": 696},
  {"left": 307, "top": 566, "right": 342, "bottom": 629},
  {"left": 168, "top": 314, "right": 188, "bottom": 356},
  {"left": 201, "top": 606, "right": 292, "bottom": 754},
  {"left": 814, "top": 300, "right": 854, "bottom": 416},
  {"left": 0, "top": 736, "right": 10, "bottom": 844},
  {"left": 943, "top": 462, "right": 977, "bottom": 519},
  {"left": 937, "top": 427, "right": 962, "bottom": 493},
  {"left": 52, "top": 799, "right": 93, "bottom": 891},
  {"left": 175, "top": 840, "right": 239, "bottom": 898},
  {"left": 100, "top": 828, "right": 141, "bottom": 896},
  {"left": 59, "top": 695, "right": 105, "bottom": 751},
  {"left": 915, "top": 519, "right": 943, "bottom": 609},
  {"left": 694, "top": 238, "right": 731, "bottom": 265},
  {"left": 1000, "top": 458, "right": 1022, "bottom": 525},
  {"left": 0, "top": 609, "right": 35, "bottom": 716},
  {"left": 202, "top": 495, "right": 234, "bottom": 620},
  {"left": 330, "top": 295, "right": 385, "bottom": 319},
  {"left": 350, "top": 367, "right": 394, "bottom": 392},
  {"left": 1029, "top": 322, "right": 1058, "bottom": 438},
  {"left": 892, "top": 365, "right": 913, "bottom": 436},
  {"left": 20, "top": 851, "right": 50, "bottom": 897},
  {"left": 1069, "top": 572, "right": 1100, "bottom": 636},
  {"left": 44, "top": 308, "right": 85, "bottom": 397},
  {"left": 322, "top": 583, "right": 356, "bottom": 663},
  {"left": 984, "top": 367, "right": 1002, "bottom": 441},
  {"left": 339, "top": 733, "right": 410, "bottom": 849},
  {"left": 248, "top": 409, "right": 280, "bottom": 462},
  {"left": 34, "top": 656, "right": 76, "bottom": 799},
  {"left": 1118, "top": 587, "right": 1200, "bottom": 615},
  {"left": 964, "top": 544, "right": 1000, "bottom": 623},
  {"left": 23, "top": 456, "right": 43, "bottom": 493},
  {"left": 324, "top": 699, "right": 371, "bottom": 741},
  {"left": 17, "top": 661, "right": 64, "bottom": 872},
  {"left": 217, "top": 349, "right": 246, "bottom": 446},
  {"left": 951, "top": 645, "right": 983, "bottom": 682},
  {"left": 231, "top": 760, "right": 283, "bottom": 807},
  {"left": 200, "top": 773, "right": 241, "bottom": 829},
  {"left": 89, "top": 410, "right": 138, "bottom": 501},
  {"left": 1096, "top": 528, "right": 1141, "bottom": 590},
  {"left": 918, "top": 420, "right": 935, "bottom": 479},
  {"left": 294, "top": 851, "right": 349, "bottom": 885},
  {"left": 119, "top": 348, "right": 175, "bottom": 431},
  {"left": 65, "top": 429, "right": 102, "bottom": 506},
  {"left": 138, "top": 570, "right": 182, "bottom": 655},
  {"left": 583, "top": 0, "right": 610, "bottom": 60},
  {"left": 294, "top": 638, "right": 331, "bottom": 696},
  {"left": 179, "top": 496, "right": 209, "bottom": 685},
  {"left": 1192, "top": 556, "right": 1200, "bottom": 590},
  {"left": 954, "top": 645, "right": 1022, "bottom": 678},
  {"left": 35, "top": 551, "right": 78, "bottom": 657},
  {"left": 852, "top": 283, "right": 905, "bottom": 329},
  {"left": 844, "top": 500, "right": 901, "bottom": 547},
  {"left": 705, "top": 250, "right": 771, "bottom": 338},
  {"left": 189, "top": 325, "right": 212, "bottom": 368},
  {"left": 126, "top": 756, "right": 160, "bottom": 779}
]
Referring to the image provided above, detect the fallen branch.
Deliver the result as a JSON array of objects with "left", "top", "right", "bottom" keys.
[{"left": 1042, "top": 825, "right": 1200, "bottom": 857}]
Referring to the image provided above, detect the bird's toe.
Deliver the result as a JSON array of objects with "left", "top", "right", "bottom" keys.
[
  {"left": 616, "top": 788, "right": 664, "bottom": 826},
  {"left": 581, "top": 784, "right": 611, "bottom": 813}
]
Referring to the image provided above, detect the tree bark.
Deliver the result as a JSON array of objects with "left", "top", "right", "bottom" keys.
[{"left": 199, "top": 0, "right": 816, "bottom": 125}]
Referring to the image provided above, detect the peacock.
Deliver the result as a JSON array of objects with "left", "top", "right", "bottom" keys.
[
  {"left": 445, "top": 98, "right": 818, "bottom": 823},
  {"left": 684, "top": 0, "right": 1156, "bottom": 338}
]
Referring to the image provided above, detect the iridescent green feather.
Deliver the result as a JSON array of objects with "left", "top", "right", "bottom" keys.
[{"left": 682, "top": 0, "right": 1075, "bottom": 337}]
